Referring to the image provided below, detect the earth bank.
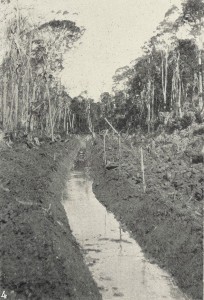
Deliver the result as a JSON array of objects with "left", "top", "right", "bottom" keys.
[
  {"left": 88, "top": 125, "right": 203, "bottom": 300},
  {"left": 0, "top": 136, "right": 102, "bottom": 300}
]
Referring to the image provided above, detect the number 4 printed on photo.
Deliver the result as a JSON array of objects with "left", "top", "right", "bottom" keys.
[{"left": 1, "top": 291, "right": 7, "bottom": 299}]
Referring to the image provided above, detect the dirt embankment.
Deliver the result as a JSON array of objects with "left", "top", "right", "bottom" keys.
[
  {"left": 0, "top": 137, "right": 102, "bottom": 300},
  {"left": 88, "top": 125, "right": 203, "bottom": 300}
]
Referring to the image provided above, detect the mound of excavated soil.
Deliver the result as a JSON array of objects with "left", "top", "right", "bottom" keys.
[
  {"left": 88, "top": 126, "right": 203, "bottom": 300},
  {"left": 0, "top": 138, "right": 102, "bottom": 300}
]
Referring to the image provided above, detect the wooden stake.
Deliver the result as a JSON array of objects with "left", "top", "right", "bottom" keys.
[
  {"left": 104, "top": 118, "right": 121, "bottom": 174},
  {"left": 103, "top": 130, "right": 108, "bottom": 165},
  {"left": 118, "top": 135, "right": 121, "bottom": 175},
  {"left": 140, "top": 147, "right": 146, "bottom": 193},
  {"left": 103, "top": 134, "right": 106, "bottom": 165},
  {"left": 46, "top": 82, "right": 54, "bottom": 142}
]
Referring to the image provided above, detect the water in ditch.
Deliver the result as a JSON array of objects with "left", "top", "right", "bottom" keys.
[{"left": 62, "top": 169, "right": 190, "bottom": 300}]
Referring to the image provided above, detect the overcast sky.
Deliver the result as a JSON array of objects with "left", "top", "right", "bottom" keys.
[{"left": 13, "top": 0, "right": 181, "bottom": 99}]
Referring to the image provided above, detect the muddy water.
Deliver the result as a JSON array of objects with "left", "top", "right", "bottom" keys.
[{"left": 63, "top": 170, "right": 189, "bottom": 300}]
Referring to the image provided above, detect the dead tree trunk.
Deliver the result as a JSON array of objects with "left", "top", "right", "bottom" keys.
[
  {"left": 46, "top": 82, "right": 54, "bottom": 142},
  {"left": 161, "top": 50, "right": 168, "bottom": 111},
  {"left": 198, "top": 49, "right": 203, "bottom": 111}
]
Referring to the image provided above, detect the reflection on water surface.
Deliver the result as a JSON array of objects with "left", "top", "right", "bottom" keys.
[{"left": 63, "top": 170, "right": 189, "bottom": 300}]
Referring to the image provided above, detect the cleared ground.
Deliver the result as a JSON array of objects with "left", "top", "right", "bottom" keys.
[
  {"left": 88, "top": 126, "right": 203, "bottom": 300},
  {"left": 0, "top": 137, "right": 102, "bottom": 300},
  {"left": 0, "top": 127, "right": 203, "bottom": 300}
]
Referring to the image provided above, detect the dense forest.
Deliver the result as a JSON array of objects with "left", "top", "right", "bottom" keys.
[{"left": 0, "top": 0, "right": 203, "bottom": 138}]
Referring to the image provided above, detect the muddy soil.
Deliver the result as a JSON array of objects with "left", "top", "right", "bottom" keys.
[
  {"left": 0, "top": 137, "right": 102, "bottom": 300},
  {"left": 88, "top": 125, "right": 203, "bottom": 300}
]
